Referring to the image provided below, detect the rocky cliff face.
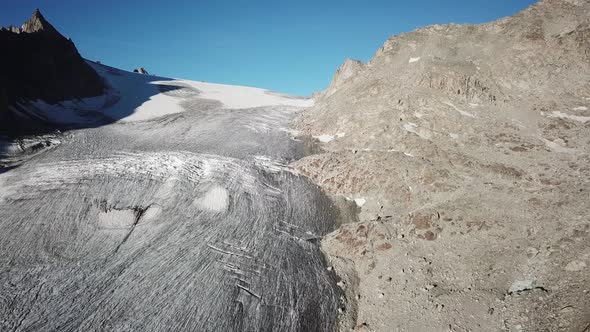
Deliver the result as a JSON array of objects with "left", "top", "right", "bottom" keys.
[
  {"left": 296, "top": 0, "right": 590, "bottom": 331},
  {"left": 0, "top": 9, "right": 105, "bottom": 135}
]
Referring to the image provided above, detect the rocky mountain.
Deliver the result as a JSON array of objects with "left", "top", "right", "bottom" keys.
[
  {"left": 295, "top": 0, "right": 590, "bottom": 331},
  {"left": 0, "top": 9, "right": 105, "bottom": 135}
]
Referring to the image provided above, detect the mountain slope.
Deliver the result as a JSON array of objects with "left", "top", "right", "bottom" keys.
[
  {"left": 295, "top": 0, "right": 590, "bottom": 330},
  {"left": 0, "top": 9, "right": 105, "bottom": 134}
]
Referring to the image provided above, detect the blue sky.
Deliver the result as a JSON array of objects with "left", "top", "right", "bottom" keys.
[{"left": 1, "top": 0, "right": 537, "bottom": 96}]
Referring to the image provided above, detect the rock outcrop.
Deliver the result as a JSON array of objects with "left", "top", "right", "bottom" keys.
[
  {"left": 323, "top": 58, "right": 365, "bottom": 97},
  {"left": 0, "top": 9, "right": 105, "bottom": 135},
  {"left": 133, "top": 67, "right": 150, "bottom": 75},
  {"left": 296, "top": 0, "right": 590, "bottom": 331}
]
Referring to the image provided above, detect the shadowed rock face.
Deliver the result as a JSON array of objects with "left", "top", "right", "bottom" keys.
[{"left": 0, "top": 9, "right": 105, "bottom": 134}]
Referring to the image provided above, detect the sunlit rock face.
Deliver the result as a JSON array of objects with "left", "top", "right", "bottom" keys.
[{"left": 295, "top": 0, "right": 590, "bottom": 331}]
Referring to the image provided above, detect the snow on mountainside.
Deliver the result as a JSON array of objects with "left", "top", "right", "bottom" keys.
[
  {"left": 22, "top": 62, "right": 313, "bottom": 125},
  {"left": 179, "top": 79, "right": 313, "bottom": 110}
]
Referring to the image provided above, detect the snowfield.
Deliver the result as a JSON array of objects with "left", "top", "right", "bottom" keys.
[
  {"left": 179, "top": 79, "right": 314, "bottom": 110},
  {"left": 23, "top": 62, "right": 314, "bottom": 124}
]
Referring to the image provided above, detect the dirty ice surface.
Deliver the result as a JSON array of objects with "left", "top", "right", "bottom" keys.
[{"left": 0, "top": 63, "right": 340, "bottom": 332}]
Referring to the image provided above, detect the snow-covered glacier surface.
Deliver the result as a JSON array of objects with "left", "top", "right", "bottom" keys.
[
  {"left": 0, "top": 64, "right": 340, "bottom": 331},
  {"left": 18, "top": 62, "right": 313, "bottom": 125}
]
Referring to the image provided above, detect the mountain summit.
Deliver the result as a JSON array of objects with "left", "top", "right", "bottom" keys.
[
  {"left": 1, "top": 9, "right": 61, "bottom": 35},
  {"left": 20, "top": 9, "right": 60, "bottom": 34}
]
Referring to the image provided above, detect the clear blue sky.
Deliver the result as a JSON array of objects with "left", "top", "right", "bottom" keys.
[{"left": 1, "top": 0, "right": 537, "bottom": 96}]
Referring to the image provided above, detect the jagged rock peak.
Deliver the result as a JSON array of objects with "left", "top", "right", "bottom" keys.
[
  {"left": 21, "top": 9, "right": 60, "bottom": 34},
  {"left": 1, "top": 9, "right": 61, "bottom": 35}
]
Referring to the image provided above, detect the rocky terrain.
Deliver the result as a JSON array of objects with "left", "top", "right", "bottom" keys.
[
  {"left": 2, "top": 2, "right": 589, "bottom": 331},
  {"left": 295, "top": 0, "right": 590, "bottom": 330},
  {"left": 0, "top": 10, "right": 105, "bottom": 135}
]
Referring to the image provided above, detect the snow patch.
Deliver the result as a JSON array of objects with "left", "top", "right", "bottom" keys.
[
  {"left": 404, "top": 123, "right": 418, "bottom": 131},
  {"left": 195, "top": 185, "right": 229, "bottom": 213},
  {"left": 443, "top": 101, "right": 475, "bottom": 118},
  {"left": 449, "top": 133, "right": 459, "bottom": 140},
  {"left": 573, "top": 106, "right": 588, "bottom": 111},
  {"left": 548, "top": 111, "right": 590, "bottom": 123},
  {"left": 409, "top": 57, "right": 421, "bottom": 63},
  {"left": 509, "top": 279, "right": 535, "bottom": 293},
  {"left": 315, "top": 134, "right": 334, "bottom": 143},
  {"left": 354, "top": 198, "right": 366, "bottom": 207},
  {"left": 403, "top": 122, "right": 432, "bottom": 139},
  {"left": 313, "top": 133, "right": 345, "bottom": 143}
]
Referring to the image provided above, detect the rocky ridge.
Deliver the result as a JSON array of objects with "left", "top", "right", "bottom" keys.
[{"left": 295, "top": 0, "right": 590, "bottom": 331}]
